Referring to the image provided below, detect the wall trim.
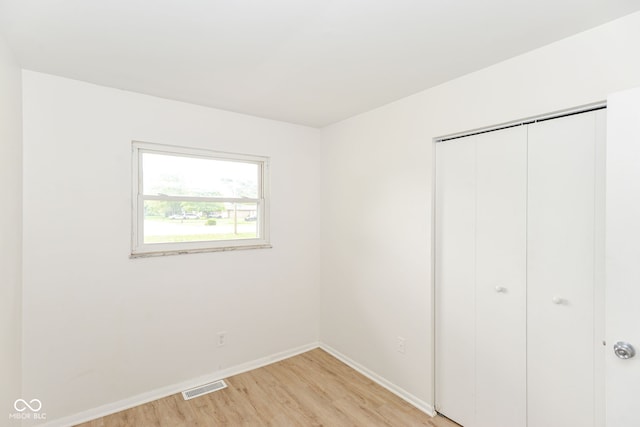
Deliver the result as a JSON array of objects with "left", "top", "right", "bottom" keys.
[
  {"left": 41, "top": 342, "right": 319, "bottom": 427},
  {"left": 319, "top": 343, "right": 436, "bottom": 417}
]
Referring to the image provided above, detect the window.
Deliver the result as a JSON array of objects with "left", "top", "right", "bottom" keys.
[{"left": 131, "top": 142, "right": 270, "bottom": 257}]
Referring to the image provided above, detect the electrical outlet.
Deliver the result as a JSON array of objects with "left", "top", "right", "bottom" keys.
[
  {"left": 217, "top": 331, "right": 227, "bottom": 347},
  {"left": 397, "top": 336, "right": 406, "bottom": 354}
]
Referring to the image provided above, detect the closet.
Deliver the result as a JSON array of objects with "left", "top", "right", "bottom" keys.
[{"left": 434, "top": 109, "right": 605, "bottom": 427}]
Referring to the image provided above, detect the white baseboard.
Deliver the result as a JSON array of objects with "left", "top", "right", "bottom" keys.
[
  {"left": 41, "top": 341, "right": 434, "bottom": 426},
  {"left": 319, "top": 343, "right": 436, "bottom": 417},
  {"left": 41, "top": 342, "right": 319, "bottom": 427}
]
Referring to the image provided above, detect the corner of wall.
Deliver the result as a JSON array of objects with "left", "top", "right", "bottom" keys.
[{"left": 0, "top": 31, "right": 23, "bottom": 426}]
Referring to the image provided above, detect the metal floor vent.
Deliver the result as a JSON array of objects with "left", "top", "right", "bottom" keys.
[{"left": 182, "top": 380, "right": 227, "bottom": 400}]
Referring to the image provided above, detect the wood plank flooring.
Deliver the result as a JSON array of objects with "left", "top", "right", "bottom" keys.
[{"left": 76, "top": 348, "right": 459, "bottom": 426}]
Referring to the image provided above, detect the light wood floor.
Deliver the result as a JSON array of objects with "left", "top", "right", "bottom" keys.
[{"left": 76, "top": 348, "right": 459, "bottom": 426}]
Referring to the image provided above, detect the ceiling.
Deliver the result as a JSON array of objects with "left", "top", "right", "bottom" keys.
[{"left": 1, "top": 1, "right": 639, "bottom": 127}]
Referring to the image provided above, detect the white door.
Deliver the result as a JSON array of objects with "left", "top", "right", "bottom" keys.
[
  {"left": 435, "top": 137, "right": 476, "bottom": 426},
  {"left": 435, "top": 127, "right": 527, "bottom": 427},
  {"left": 527, "top": 110, "right": 605, "bottom": 427},
  {"left": 474, "top": 127, "right": 527, "bottom": 427},
  {"left": 605, "top": 88, "right": 640, "bottom": 427}
]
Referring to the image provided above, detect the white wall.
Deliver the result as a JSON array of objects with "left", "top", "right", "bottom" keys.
[
  {"left": 320, "top": 11, "right": 640, "bottom": 410},
  {"left": 0, "top": 33, "right": 22, "bottom": 425},
  {"left": 21, "top": 71, "right": 321, "bottom": 422}
]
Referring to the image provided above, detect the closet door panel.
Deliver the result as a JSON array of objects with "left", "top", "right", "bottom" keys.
[
  {"left": 435, "top": 138, "right": 476, "bottom": 426},
  {"left": 527, "top": 112, "right": 597, "bottom": 427},
  {"left": 475, "top": 127, "right": 527, "bottom": 427}
]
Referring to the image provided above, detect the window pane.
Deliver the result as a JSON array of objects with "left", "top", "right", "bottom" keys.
[
  {"left": 143, "top": 200, "right": 259, "bottom": 244},
  {"left": 142, "top": 152, "right": 259, "bottom": 198}
]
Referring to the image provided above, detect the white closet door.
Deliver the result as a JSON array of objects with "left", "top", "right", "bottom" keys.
[
  {"left": 435, "top": 138, "right": 476, "bottom": 426},
  {"left": 475, "top": 127, "right": 527, "bottom": 427},
  {"left": 527, "top": 111, "right": 601, "bottom": 427}
]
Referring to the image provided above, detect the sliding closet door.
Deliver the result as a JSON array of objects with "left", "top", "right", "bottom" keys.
[
  {"left": 475, "top": 127, "right": 527, "bottom": 427},
  {"left": 527, "top": 110, "right": 604, "bottom": 427},
  {"left": 435, "top": 138, "right": 476, "bottom": 426}
]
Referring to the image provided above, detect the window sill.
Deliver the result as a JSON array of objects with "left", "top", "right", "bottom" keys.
[{"left": 130, "top": 243, "right": 273, "bottom": 259}]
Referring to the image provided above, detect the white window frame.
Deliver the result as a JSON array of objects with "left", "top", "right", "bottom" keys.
[{"left": 131, "top": 141, "right": 271, "bottom": 257}]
